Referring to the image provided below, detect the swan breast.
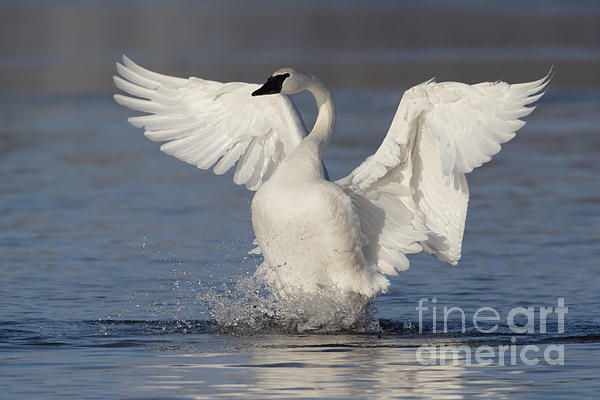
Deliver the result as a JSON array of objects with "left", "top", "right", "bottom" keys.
[{"left": 251, "top": 177, "right": 375, "bottom": 295}]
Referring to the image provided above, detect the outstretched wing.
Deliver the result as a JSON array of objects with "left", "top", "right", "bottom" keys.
[
  {"left": 337, "top": 72, "right": 550, "bottom": 272},
  {"left": 113, "top": 55, "right": 307, "bottom": 190}
]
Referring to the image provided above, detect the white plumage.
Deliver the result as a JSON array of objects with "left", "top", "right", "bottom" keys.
[
  {"left": 114, "top": 57, "right": 306, "bottom": 190},
  {"left": 114, "top": 55, "right": 549, "bottom": 299}
]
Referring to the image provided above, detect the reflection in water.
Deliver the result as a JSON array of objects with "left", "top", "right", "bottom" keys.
[
  {"left": 2, "top": 317, "right": 596, "bottom": 399},
  {"left": 146, "top": 336, "right": 467, "bottom": 399},
  {"left": 131, "top": 334, "right": 582, "bottom": 399}
]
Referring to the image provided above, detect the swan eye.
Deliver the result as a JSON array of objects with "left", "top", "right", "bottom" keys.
[{"left": 252, "top": 73, "right": 290, "bottom": 96}]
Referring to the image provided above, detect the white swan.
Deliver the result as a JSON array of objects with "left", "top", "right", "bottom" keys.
[{"left": 114, "top": 55, "right": 549, "bottom": 299}]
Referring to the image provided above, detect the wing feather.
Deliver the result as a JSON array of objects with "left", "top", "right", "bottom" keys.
[
  {"left": 113, "top": 55, "right": 307, "bottom": 190},
  {"left": 121, "top": 54, "right": 187, "bottom": 86},
  {"left": 213, "top": 139, "right": 251, "bottom": 175},
  {"left": 337, "top": 70, "right": 550, "bottom": 271},
  {"left": 128, "top": 115, "right": 196, "bottom": 130}
]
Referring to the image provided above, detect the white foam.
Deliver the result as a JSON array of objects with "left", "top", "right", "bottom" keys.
[{"left": 201, "top": 273, "right": 379, "bottom": 334}]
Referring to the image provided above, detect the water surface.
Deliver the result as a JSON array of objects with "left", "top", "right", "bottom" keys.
[{"left": 1, "top": 1, "right": 600, "bottom": 399}]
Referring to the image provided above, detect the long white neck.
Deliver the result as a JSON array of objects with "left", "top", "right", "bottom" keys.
[
  {"left": 305, "top": 76, "right": 336, "bottom": 156},
  {"left": 274, "top": 74, "right": 335, "bottom": 181}
]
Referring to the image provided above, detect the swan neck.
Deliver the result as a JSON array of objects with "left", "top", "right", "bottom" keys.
[{"left": 307, "top": 78, "right": 335, "bottom": 155}]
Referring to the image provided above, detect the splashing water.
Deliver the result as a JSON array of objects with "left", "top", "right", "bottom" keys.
[
  {"left": 124, "top": 245, "right": 380, "bottom": 334},
  {"left": 201, "top": 269, "right": 379, "bottom": 334}
]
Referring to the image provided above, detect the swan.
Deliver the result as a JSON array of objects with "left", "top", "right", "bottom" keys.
[{"left": 113, "top": 55, "right": 549, "bottom": 300}]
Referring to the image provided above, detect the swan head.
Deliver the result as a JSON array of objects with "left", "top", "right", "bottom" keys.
[{"left": 252, "top": 68, "right": 310, "bottom": 96}]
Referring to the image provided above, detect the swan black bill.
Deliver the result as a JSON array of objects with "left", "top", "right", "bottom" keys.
[{"left": 252, "top": 73, "right": 290, "bottom": 96}]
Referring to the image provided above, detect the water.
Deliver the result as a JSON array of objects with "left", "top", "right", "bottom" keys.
[
  {"left": 2, "top": 86, "right": 599, "bottom": 398},
  {"left": 2, "top": 1, "right": 600, "bottom": 399}
]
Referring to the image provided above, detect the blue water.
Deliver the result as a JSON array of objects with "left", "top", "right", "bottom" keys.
[
  {"left": 1, "top": 87, "right": 600, "bottom": 398},
  {"left": 2, "top": 0, "right": 600, "bottom": 398}
]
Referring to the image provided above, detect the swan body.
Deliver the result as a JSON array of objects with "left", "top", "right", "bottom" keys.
[{"left": 114, "top": 55, "right": 549, "bottom": 299}]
